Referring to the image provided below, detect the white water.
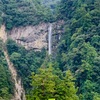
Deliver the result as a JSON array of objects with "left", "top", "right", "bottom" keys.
[
  {"left": 0, "top": 25, "right": 26, "bottom": 100},
  {"left": 48, "top": 24, "right": 52, "bottom": 55}
]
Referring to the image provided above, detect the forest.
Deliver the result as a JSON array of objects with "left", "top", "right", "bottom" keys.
[{"left": 0, "top": 0, "right": 100, "bottom": 100}]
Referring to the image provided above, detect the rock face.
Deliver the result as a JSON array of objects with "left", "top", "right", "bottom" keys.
[
  {"left": 0, "top": 25, "right": 7, "bottom": 42},
  {"left": 8, "top": 20, "right": 64, "bottom": 51},
  {"left": 0, "top": 25, "right": 26, "bottom": 100}
]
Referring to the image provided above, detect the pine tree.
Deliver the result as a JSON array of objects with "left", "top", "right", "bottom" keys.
[
  {"left": 55, "top": 70, "right": 79, "bottom": 100},
  {"left": 27, "top": 66, "right": 57, "bottom": 100}
]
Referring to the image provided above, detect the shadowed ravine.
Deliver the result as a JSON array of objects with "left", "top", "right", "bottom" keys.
[
  {"left": 0, "top": 25, "right": 26, "bottom": 100},
  {"left": 3, "top": 50, "right": 26, "bottom": 100}
]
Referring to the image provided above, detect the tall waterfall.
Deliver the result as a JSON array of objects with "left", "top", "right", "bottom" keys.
[{"left": 48, "top": 24, "right": 52, "bottom": 55}]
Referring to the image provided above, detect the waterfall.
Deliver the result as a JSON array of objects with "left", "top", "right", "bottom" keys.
[{"left": 48, "top": 24, "right": 52, "bottom": 55}]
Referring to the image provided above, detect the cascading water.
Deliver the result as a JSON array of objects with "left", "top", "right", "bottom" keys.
[{"left": 48, "top": 24, "right": 52, "bottom": 55}]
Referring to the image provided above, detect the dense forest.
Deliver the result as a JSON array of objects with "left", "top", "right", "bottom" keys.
[
  {"left": 0, "top": 0, "right": 100, "bottom": 100},
  {"left": 0, "top": 0, "right": 55, "bottom": 30}
]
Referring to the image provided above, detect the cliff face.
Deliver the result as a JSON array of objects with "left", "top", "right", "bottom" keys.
[
  {"left": 8, "top": 20, "right": 64, "bottom": 51},
  {"left": 0, "top": 25, "right": 7, "bottom": 42}
]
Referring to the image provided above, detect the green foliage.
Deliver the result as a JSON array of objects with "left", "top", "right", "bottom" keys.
[
  {"left": 27, "top": 65, "right": 79, "bottom": 100},
  {"left": 27, "top": 66, "right": 56, "bottom": 100},
  {"left": 93, "top": 93, "right": 100, "bottom": 100},
  {"left": 0, "top": 40, "right": 13, "bottom": 100},
  {"left": 0, "top": 1, "right": 3, "bottom": 26},
  {"left": 56, "top": 0, "right": 100, "bottom": 99},
  {"left": 0, "top": 0, "right": 55, "bottom": 30},
  {"left": 0, "top": 0, "right": 100, "bottom": 99},
  {"left": 6, "top": 39, "right": 46, "bottom": 92}
]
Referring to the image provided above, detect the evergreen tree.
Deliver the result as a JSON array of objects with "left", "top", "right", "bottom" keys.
[
  {"left": 27, "top": 66, "right": 57, "bottom": 100},
  {"left": 27, "top": 64, "right": 79, "bottom": 100}
]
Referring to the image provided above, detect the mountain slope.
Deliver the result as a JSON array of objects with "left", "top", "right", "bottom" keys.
[
  {"left": 0, "top": 0, "right": 100, "bottom": 100},
  {"left": 56, "top": 0, "right": 100, "bottom": 99},
  {"left": 1, "top": 0, "right": 54, "bottom": 30}
]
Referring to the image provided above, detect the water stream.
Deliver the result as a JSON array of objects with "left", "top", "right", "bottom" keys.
[{"left": 48, "top": 24, "right": 52, "bottom": 55}]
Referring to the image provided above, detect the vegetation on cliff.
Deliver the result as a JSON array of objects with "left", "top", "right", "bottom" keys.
[
  {"left": 0, "top": 0, "right": 100, "bottom": 100},
  {"left": 56, "top": 0, "right": 100, "bottom": 99},
  {"left": 0, "top": 40, "right": 13, "bottom": 100},
  {"left": 0, "top": 0, "right": 55, "bottom": 30}
]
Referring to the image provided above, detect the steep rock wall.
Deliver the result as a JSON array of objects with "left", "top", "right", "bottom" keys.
[
  {"left": 0, "top": 25, "right": 7, "bottom": 42},
  {"left": 8, "top": 20, "right": 64, "bottom": 51}
]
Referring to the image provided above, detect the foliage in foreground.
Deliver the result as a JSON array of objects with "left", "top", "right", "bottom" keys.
[{"left": 27, "top": 64, "right": 79, "bottom": 100}]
